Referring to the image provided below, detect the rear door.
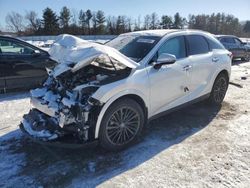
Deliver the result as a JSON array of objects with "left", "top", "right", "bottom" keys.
[
  {"left": 220, "top": 37, "right": 243, "bottom": 58},
  {"left": 0, "top": 38, "right": 48, "bottom": 90},
  {"left": 185, "top": 35, "right": 215, "bottom": 100},
  {"left": 233, "top": 37, "right": 246, "bottom": 58}
]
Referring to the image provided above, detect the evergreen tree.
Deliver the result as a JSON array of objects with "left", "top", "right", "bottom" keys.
[
  {"left": 59, "top": 6, "right": 71, "bottom": 31},
  {"left": 161, "top": 15, "right": 173, "bottom": 29},
  {"left": 96, "top": 10, "right": 106, "bottom": 34},
  {"left": 42, "top": 7, "right": 59, "bottom": 35},
  {"left": 79, "top": 10, "right": 87, "bottom": 34},
  {"left": 86, "top": 9, "right": 92, "bottom": 34},
  {"left": 173, "top": 12, "right": 186, "bottom": 29},
  {"left": 116, "top": 16, "right": 126, "bottom": 34},
  {"left": 243, "top": 21, "right": 250, "bottom": 33}
]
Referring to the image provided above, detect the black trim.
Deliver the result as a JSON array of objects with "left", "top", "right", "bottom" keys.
[{"left": 148, "top": 93, "right": 210, "bottom": 122}]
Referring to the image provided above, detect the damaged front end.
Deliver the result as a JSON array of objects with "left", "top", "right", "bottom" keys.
[
  {"left": 20, "top": 74, "right": 104, "bottom": 145},
  {"left": 20, "top": 34, "right": 136, "bottom": 146}
]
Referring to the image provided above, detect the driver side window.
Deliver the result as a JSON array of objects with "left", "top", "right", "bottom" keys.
[
  {"left": 0, "top": 39, "right": 35, "bottom": 55},
  {"left": 157, "top": 36, "right": 186, "bottom": 59}
]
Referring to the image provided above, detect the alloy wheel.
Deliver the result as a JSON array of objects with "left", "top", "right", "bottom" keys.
[
  {"left": 105, "top": 107, "right": 140, "bottom": 145},
  {"left": 213, "top": 77, "right": 227, "bottom": 103}
]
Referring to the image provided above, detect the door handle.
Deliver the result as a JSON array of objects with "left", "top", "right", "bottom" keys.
[
  {"left": 183, "top": 65, "right": 192, "bottom": 71},
  {"left": 212, "top": 57, "right": 219, "bottom": 62}
]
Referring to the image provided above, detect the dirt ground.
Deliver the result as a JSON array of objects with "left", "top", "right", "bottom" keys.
[{"left": 0, "top": 62, "right": 250, "bottom": 188}]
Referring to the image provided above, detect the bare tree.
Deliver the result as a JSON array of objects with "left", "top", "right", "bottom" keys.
[
  {"left": 25, "top": 11, "right": 40, "bottom": 32},
  {"left": 150, "top": 12, "right": 159, "bottom": 29},
  {"left": 144, "top": 14, "right": 151, "bottom": 30},
  {"left": 6, "top": 11, "right": 24, "bottom": 33},
  {"left": 71, "top": 9, "right": 79, "bottom": 26}
]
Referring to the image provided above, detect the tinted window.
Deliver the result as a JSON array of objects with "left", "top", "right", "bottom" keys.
[
  {"left": 220, "top": 37, "right": 235, "bottom": 44},
  {"left": 234, "top": 38, "right": 242, "bottom": 45},
  {"left": 157, "top": 36, "right": 186, "bottom": 59},
  {"left": 206, "top": 38, "right": 224, "bottom": 50},
  {"left": 106, "top": 35, "right": 161, "bottom": 62},
  {"left": 0, "top": 39, "right": 35, "bottom": 55},
  {"left": 186, "top": 35, "right": 209, "bottom": 55}
]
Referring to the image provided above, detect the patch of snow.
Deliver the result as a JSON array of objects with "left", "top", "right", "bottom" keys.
[
  {"left": 30, "top": 88, "right": 47, "bottom": 98},
  {"left": 42, "top": 91, "right": 60, "bottom": 103},
  {"left": 61, "top": 97, "right": 75, "bottom": 108},
  {"left": 22, "top": 119, "right": 58, "bottom": 140},
  {"left": 53, "top": 62, "right": 72, "bottom": 78}
]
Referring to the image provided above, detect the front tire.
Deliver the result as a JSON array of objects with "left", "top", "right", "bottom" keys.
[
  {"left": 99, "top": 98, "right": 145, "bottom": 151},
  {"left": 208, "top": 73, "right": 229, "bottom": 105},
  {"left": 242, "top": 54, "right": 250, "bottom": 62}
]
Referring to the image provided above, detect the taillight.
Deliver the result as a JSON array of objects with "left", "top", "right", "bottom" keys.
[{"left": 227, "top": 52, "right": 233, "bottom": 59}]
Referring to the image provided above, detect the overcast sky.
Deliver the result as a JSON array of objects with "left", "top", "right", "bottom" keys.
[{"left": 0, "top": 0, "right": 249, "bottom": 30}]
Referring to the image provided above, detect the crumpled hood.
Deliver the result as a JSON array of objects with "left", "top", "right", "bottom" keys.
[{"left": 49, "top": 34, "right": 138, "bottom": 77}]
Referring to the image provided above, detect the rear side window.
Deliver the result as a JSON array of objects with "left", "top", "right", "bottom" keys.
[
  {"left": 234, "top": 38, "right": 242, "bottom": 45},
  {"left": 186, "top": 35, "right": 209, "bottom": 55},
  {"left": 157, "top": 36, "right": 186, "bottom": 59},
  {"left": 206, "top": 38, "right": 224, "bottom": 50},
  {"left": 220, "top": 37, "right": 235, "bottom": 44}
]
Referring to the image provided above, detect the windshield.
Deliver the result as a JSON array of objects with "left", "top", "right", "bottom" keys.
[{"left": 106, "top": 35, "right": 161, "bottom": 62}]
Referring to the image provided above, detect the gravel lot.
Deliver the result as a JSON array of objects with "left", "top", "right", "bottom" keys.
[{"left": 0, "top": 62, "right": 250, "bottom": 188}]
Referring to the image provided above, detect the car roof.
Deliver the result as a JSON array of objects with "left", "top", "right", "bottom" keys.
[
  {"left": 120, "top": 29, "right": 213, "bottom": 37},
  {"left": 0, "top": 35, "right": 29, "bottom": 43},
  {"left": 121, "top": 29, "right": 179, "bottom": 37},
  {"left": 216, "top": 35, "right": 237, "bottom": 38}
]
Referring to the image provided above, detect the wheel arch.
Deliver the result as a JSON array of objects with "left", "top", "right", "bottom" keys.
[
  {"left": 94, "top": 91, "right": 148, "bottom": 139},
  {"left": 217, "top": 69, "right": 230, "bottom": 82}
]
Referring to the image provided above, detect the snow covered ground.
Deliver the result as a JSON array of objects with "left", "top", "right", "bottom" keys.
[{"left": 0, "top": 61, "right": 250, "bottom": 187}]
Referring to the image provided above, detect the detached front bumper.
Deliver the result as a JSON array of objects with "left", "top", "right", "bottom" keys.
[
  {"left": 19, "top": 109, "right": 98, "bottom": 148},
  {"left": 20, "top": 109, "right": 63, "bottom": 141}
]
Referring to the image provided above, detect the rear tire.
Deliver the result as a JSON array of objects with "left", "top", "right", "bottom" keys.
[
  {"left": 99, "top": 98, "right": 145, "bottom": 151},
  {"left": 208, "top": 73, "right": 229, "bottom": 105}
]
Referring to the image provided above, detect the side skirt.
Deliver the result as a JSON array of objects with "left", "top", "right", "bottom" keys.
[{"left": 148, "top": 93, "right": 210, "bottom": 122}]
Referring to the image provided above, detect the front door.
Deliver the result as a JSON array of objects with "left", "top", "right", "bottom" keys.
[
  {"left": 147, "top": 36, "right": 191, "bottom": 117},
  {"left": 0, "top": 38, "right": 47, "bottom": 90}
]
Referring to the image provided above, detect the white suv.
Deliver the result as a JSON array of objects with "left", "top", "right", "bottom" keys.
[{"left": 20, "top": 30, "right": 231, "bottom": 151}]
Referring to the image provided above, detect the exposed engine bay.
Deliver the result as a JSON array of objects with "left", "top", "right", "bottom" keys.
[{"left": 20, "top": 34, "right": 137, "bottom": 144}]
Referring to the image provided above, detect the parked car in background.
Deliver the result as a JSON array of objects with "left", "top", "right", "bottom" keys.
[
  {"left": 20, "top": 31, "right": 231, "bottom": 151},
  {"left": 216, "top": 35, "right": 250, "bottom": 61},
  {"left": 0, "top": 36, "right": 57, "bottom": 92}
]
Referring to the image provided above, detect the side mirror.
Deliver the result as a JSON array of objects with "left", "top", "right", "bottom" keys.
[
  {"left": 153, "top": 53, "right": 176, "bottom": 69},
  {"left": 32, "top": 50, "right": 41, "bottom": 57}
]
